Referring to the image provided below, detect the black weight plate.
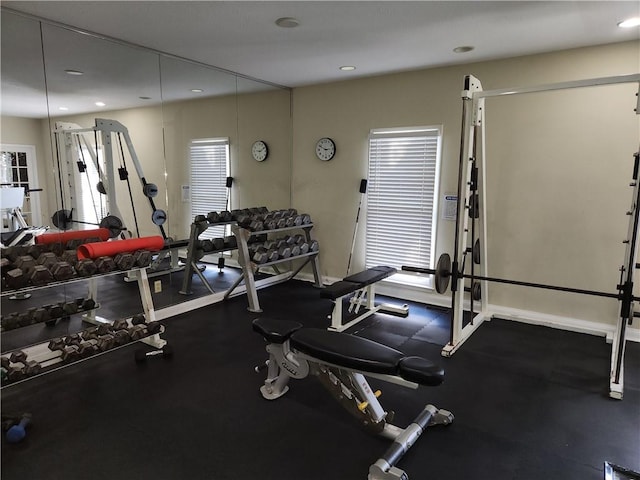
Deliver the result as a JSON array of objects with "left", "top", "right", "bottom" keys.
[
  {"left": 435, "top": 253, "right": 451, "bottom": 294},
  {"left": 472, "top": 281, "right": 481, "bottom": 301},
  {"left": 99, "top": 215, "right": 124, "bottom": 238},
  {"left": 51, "top": 209, "right": 72, "bottom": 230},
  {"left": 473, "top": 239, "right": 481, "bottom": 265}
]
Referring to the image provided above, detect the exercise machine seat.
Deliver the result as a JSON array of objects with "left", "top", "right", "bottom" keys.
[
  {"left": 290, "top": 328, "right": 404, "bottom": 375},
  {"left": 252, "top": 318, "right": 302, "bottom": 344},
  {"left": 398, "top": 356, "right": 444, "bottom": 386},
  {"left": 343, "top": 266, "right": 396, "bottom": 285}
]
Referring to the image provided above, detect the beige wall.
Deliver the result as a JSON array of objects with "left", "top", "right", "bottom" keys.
[
  {"left": 291, "top": 40, "right": 639, "bottom": 326},
  {"left": 2, "top": 40, "right": 638, "bottom": 329}
]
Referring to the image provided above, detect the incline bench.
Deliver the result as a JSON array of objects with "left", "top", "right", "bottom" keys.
[
  {"left": 253, "top": 317, "right": 453, "bottom": 480},
  {"left": 321, "top": 266, "right": 409, "bottom": 331}
]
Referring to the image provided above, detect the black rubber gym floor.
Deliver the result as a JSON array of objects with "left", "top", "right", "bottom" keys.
[{"left": 1, "top": 267, "right": 639, "bottom": 480}]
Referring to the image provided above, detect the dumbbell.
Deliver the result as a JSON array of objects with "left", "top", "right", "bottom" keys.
[
  {"left": 27, "top": 243, "right": 48, "bottom": 259},
  {"left": 278, "top": 245, "right": 292, "bottom": 259},
  {"left": 1, "top": 313, "right": 19, "bottom": 332},
  {"left": 60, "top": 249, "right": 78, "bottom": 267},
  {"left": 5, "top": 267, "right": 25, "bottom": 289},
  {"left": 3, "top": 246, "right": 27, "bottom": 262},
  {"left": 199, "top": 239, "right": 214, "bottom": 252},
  {"left": 114, "top": 253, "right": 135, "bottom": 271},
  {"left": 95, "top": 256, "right": 116, "bottom": 273},
  {"left": 30, "top": 265, "right": 54, "bottom": 286},
  {"left": 48, "top": 338, "right": 80, "bottom": 362},
  {"left": 76, "top": 258, "right": 98, "bottom": 276},
  {"left": 8, "top": 351, "right": 41, "bottom": 377},
  {"left": 62, "top": 300, "right": 79, "bottom": 316},
  {"left": 134, "top": 344, "right": 174, "bottom": 363},
  {"left": 255, "top": 249, "right": 279, "bottom": 264},
  {"left": 223, "top": 236, "right": 237, "bottom": 249},
  {"left": 207, "top": 211, "right": 221, "bottom": 223},
  {"left": 212, "top": 238, "right": 225, "bottom": 251},
  {"left": 36, "top": 252, "right": 57, "bottom": 268},
  {"left": 298, "top": 242, "right": 310, "bottom": 254},
  {"left": 51, "top": 261, "right": 75, "bottom": 281},
  {"left": 218, "top": 211, "right": 233, "bottom": 222},
  {"left": 5, "top": 413, "right": 31, "bottom": 444},
  {"left": 290, "top": 245, "right": 301, "bottom": 257},
  {"left": 133, "top": 250, "right": 152, "bottom": 267},
  {"left": 49, "top": 242, "right": 66, "bottom": 257}
]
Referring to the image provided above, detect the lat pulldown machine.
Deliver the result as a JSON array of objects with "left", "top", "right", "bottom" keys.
[{"left": 52, "top": 119, "right": 167, "bottom": 239}]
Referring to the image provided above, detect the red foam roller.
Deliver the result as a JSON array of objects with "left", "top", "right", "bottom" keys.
[
  {"left": 77, "top": 236, "right": 165, "bottom": 260},
  {"left": 36, "top": 228, "right": 111, "bottom": 245}
]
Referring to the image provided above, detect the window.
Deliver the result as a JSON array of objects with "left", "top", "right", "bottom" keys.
[
  {"left": 189, "top": 138, "right": 230, "bottom": 239},
  {"left": 0, "top": 144, "right": 40, "bottom": 229},
  {"left": 366, "top": 126, "right": 442, "bottom": 286}
]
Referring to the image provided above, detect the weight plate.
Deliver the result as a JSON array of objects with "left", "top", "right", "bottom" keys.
[
  {"left": 96, "top": 181, "right": 107, "bottom": 195},
  {"left": 51, "top": 209, "right": 72, "bottom": 230},
  {"left": 435, "top": 253, "right": 451, "bottom": 294},
  {"left": 99, "top": 215, "right": 124, "bottom": 239},
  {"left": 473, "top": 239, "right": 481, "bottom": 265},
  {"left": 471, "top": 281, "right": 481, "bottom": 301},
  {"left": 152, "top": 209, "right": 167, "bottom": 226},
  {"left": 143, "top": 183, "right": 158, "bottom": 198}
]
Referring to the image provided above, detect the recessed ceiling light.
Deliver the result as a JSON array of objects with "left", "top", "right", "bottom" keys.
[
  {"left": 58, "top": 107, "right": 69, "bottom": 111},
  {"left": 65, "top": 69, "right": 84, "bottom": 75},
  {"left": 275, "top": 17, "right": 299, "bottom": 28},
  {"left": 95, "top": 102, "right": 106, "bottom": 107},
  {"left": 139, "top": 96, "right": 152, "bottom": 100},
  {"left": 618, "top": 17, "right": 640, "bottom": 28},
  {"left": 453, "top": 46, "right": 474, "bottom": 53},
  {"left": 190, "top": 88, "right": 204, "bottom": 93},
  {"left": 339, "top": 66, "right": 356, "bottom": 71}
]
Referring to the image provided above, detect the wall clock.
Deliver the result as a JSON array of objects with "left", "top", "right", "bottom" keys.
[
  {"left": 315, "top": 137, "right": 336, "bottom": 161},
  {"left": 251, "top": 140, "right": 268, "bottom": 162}
]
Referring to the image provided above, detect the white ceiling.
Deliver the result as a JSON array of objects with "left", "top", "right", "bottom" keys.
[{"left": 1, "top": 1, "right": 639, "bottom": 117}]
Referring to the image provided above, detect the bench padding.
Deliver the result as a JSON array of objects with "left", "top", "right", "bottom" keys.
[
  {"left": 321, "top": 266, "right": 397, "bottom": 300},
  {"left": 252, "top": 318, "right": 303, "bottom": 344},
  {"left": 343, "top": 266, "right": 396, "bottom": 285},
  {"left": 290, "top": 328, "right": 404, "bottom": 375},
  {"left": 398, "top": 356, "right": 444, "bottom": 386}
]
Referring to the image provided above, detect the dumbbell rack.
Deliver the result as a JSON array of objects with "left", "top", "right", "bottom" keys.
[
  {"left": 179, "top": 221, "right": 238, "bottom": 296},
  {"left": 230, "top": 223, "right": 323, "bottom": 313},
  {"left": 1, "top": 266, "right": 167, "bottom": 387}
]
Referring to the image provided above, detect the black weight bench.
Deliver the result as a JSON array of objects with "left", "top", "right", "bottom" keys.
[
  {"left": 321, "top": 266, "right": 409, "bottom": 331},
  {"left": 253, "top": 317, "right": 453, "bottom": 480}
]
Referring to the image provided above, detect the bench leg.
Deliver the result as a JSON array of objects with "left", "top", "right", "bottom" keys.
[{"left": 369, "top": 405, "right": 454, "bottom": 480}]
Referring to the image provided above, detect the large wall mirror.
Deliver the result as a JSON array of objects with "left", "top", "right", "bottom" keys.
[{"left": 0, "top": 8, "right": 293, "bottom": 322}]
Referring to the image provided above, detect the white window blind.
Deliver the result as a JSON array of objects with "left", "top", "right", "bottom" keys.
[
  {"left": 75, "top": 145, "right": 106, "bottom": 229},
  {"left": 366, "top": 126, "right": 442, "bottom": 274},
  {"left": 189, "top": 138, "right": 230, "bottom": 239}
]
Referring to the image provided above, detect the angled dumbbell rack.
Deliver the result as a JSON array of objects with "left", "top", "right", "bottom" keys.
[
  {"left": 1, "top": 265, "right": 167, "bottom": 388},
  {"left": 230, "top": 223, "right": 323, "bottom": 313},
  {"left": 179, "top": 220, "right": 238, "bottom": 296}
]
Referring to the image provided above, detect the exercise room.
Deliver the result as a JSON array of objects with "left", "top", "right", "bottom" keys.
[{"left": 1, "top": 2, "right": 639, "bottom": 479}]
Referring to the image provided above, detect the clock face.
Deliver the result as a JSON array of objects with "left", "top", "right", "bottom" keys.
[
  {"left": 315, "top": 137, "right": 336, "bottom": 161},
  {"left": 252, "top": 140, "right": 268, "bottom": 162}
]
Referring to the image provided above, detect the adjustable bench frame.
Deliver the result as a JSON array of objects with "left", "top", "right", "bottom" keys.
[
  {"left": 253, "top": 318, "right": 453, "bottom": 480},
  {"left": 322, "top": 266, "right": 409, "bottom": 332}
]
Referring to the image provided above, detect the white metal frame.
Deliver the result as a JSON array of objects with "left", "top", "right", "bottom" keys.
[
  {"left": 443, "top": 73, "right": 640, "bottom": 401},
  {"left": 53, "top": 119, "right": 165, "bottom": 238}
]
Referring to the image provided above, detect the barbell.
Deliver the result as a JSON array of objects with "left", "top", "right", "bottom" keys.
[
  {"left": 403, "top": 253, "right": 635, "bottom": 302},
  {"left": 51, "top": 209, "right": 125, "bottom": 239}
]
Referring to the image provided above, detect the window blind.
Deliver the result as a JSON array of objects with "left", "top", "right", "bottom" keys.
[
  {"left": 189, "top": 138, "right": 230, "bottom": 240},
  {"left": 366, "top": 127, "right": 442, "bottom": 272}
]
